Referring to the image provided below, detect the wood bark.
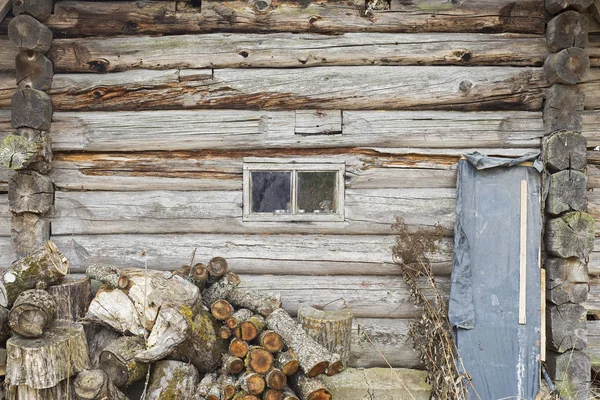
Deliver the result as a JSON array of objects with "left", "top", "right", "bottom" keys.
[
  {"left": 288, "top": 373, "right": 331, "bottom": 400},
  {"left": 197, "top": 372, "right": 217, "bottom": 398},
  {"left": 543, "top": 84, "right": 585, "bottom": 134},
  {"left": 46, "top": 275, "right": 91, "bottom": 321},
  {"left": 203, "top": 271, "right": 241, "bottom": 306},
  {"left": 227, "top": 308, "right": 253, "bottom": 329},
  {"left": 546, "top": 170, "right": 587, "bottom": 215},
  {"left": 545, "top": 0, "right": 593, "bottom": 14},
  {"left": 544, "top": 47, "right": 590, "bottom": 84},
  {"left": 246, "top": 347, "right": 274, "bottom": 375},
  {"left": 8, "top": 15, "right": 52, "bottom": 52},
  {"left": 73, "top": 369, "right": 127, "bottom": 400},
  {"left": 547, "top": 303, "right": 587, "bottom": 352},
  {"left": 9, "top": 289, "right": 56, "bottom": 337},
  {"left": 237, "top": 372, "right": 265, "bottom": 396},
  {"left": 11, "top": 88, "right": 52, "bottom": 130},
  {"left": 146, "top": 360, "right": 200, "bottom": 400},
  {"left": 546, "top": 11, "right": 588, "bottom": 53},
  {"left": 276, "top": 351, "right": 299, "bottom": 377},
  {"left": 228, "top": 289, "right": 282, "bottom": 317},
  {"left": 16, "top": 51, "right": 53, "bottom": 91},
  {"left": 282, "top": 387, "right": 299, "bottom": 400},
  {"left": 211, "top": 299, "right": 234, "bottom": 321},
  {"left": 99, "top": 335, "right": 148, "bottom": 388},
  {"left": 0, "top": 240, "right": 68, "bottom": 307},
  {"left": 84, "top": 323, "right": 120, "bottom": 368},
  {"left": 546, "top": 350, "right": 590, "bottom": 399},
  {"left": 544, "top": 131, "right": 587, "bottom": 172},
  {"left": 223, "top": 353, "right": 245, "bottom": 375},
  {"left": 258, "top": 330, "right": 284, "bottom": 353},
  {"left": 11, "top": 212, "right": 50, "bottom": 258},
  {"left": 6, "top": 320, "right": 91, "bottom": 389},
  {"left": 85, "top": 265, "right": 128, "bottom": 290},
  {"left": 11, "top": 0, "right": 53, "bottom": 21},
  {"left": 8, "top": 170, "right": 53, "bottom": 214},
  {"left": 265, "top": 368, "right": 287, "bottom": 391},
  {"left": 239, "top": 315, "right": 265, "bottom": 341},
  {"left": 229, "top": 337, "right": 249, "bottom": 358},
  {"left": 546, "top": 212, "right": 595, "bottom": 258}
]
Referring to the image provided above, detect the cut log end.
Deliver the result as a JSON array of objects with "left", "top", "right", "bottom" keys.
[
  {"left": 211, "top": 299, "right": 234, "bottom": 321},
  {"left": 9, "top": 289, "right": 56, "bottom": 337},
  {"left": 208, "top": 256, "right": 228, "bottom": 278},
  {"left": 246, "top": 347, "right": 274, "bottom": 375},
  {"left": 229, "top": 337, "right": 249, "bottom": 358}
]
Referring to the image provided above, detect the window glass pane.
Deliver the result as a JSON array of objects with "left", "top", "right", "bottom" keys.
[
  {"left": 297, "top": 171, "right": 337, "bottom": 214},
  {"left": 251, "top": 171, "right": 291, "bottom": 213}
]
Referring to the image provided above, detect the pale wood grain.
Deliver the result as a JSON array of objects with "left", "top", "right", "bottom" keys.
[
  {"left": 0, "top": 194, "right": 9, "bottom": 236},
  {"left": 0, "top": 236, "right": 14, "bottom": 268},
  {"left": 0, "top": 35, "right": 16, "bottom": 72},
  {"left": 581, "top": 68, "right": 600, "bottom": 110}
]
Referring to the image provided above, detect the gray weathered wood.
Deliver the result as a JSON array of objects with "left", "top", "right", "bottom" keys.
[
  {"left": 8, "top": 15, "right": 52, "bottom": 52},
  {"left": 0, "top": 236, "right": 15, "bottom": 268},
  {"left": 0, "top": 1, "right": 11, "bottom": 25},
  {"left": 0, "top": 35, "right": 18, "bottom": 72},
  {"left": 8, "top": 171, "right": 54, "bottom": 214},
  {"left": 546, "top": 170, "right": 587, "bottom": 215},
  {"left": 11, "top": 212, "right": 50, "bottom": 257},
  {"left": 0, "top": 135, "right": 41, "bottom": 171},
  {"left": 546, "top": 212, "right": 596, "bottom": 258},
  {"left": 546, "top": 0, "right": 593, "bottom": 14},
  {"left": 16, "top": 51, "right": 53, "bottom": 90},
  {"left": 11, "top": 88, "right": 52, "bottom": 130},
  {"left": 546, "top": 350, "right": 590, "bottom": 400},
  {"left": 99, "top": 335, "right": 148, "bottom": 388},
  {"left": 73, "top": 369, "right": 127, "bottom": 400},
  {"left": 544, "top": 47, "right": 590, "bottom": 84},
  {"left": 544, "top": 84, "right": 585, "bottom": 134},
  {"left": 583, "top": 275, "right": 600, "bottom": 315},
  {"left": 0, "top": 195, "right": 11, "bottom": 236},
  {"left": 48, "top": 32, "right": 549, "bottom": 73},
  {"left": 592, "top": 1, "right": 600, "bottom": 24},
  {"left": 546, "top": 11, "right": 589, "bottom": 53},
  {"left": 12, "top": 0, "right": 53, "bottom": 21},
  {"left": 545, "top": 256, "right": 589, "bottom": 304},
  {"left": 44, "top": 0, "right": 546, "bottom": 37},
  {"left": 547, "top": 303, "right": 588, "bottom": 352},
  {"left": 581, "top": 67, "right": 600, "bottom": 109},
  {"left": 586, "top": 320, "right": 600, "bottom": 366},
  {"left": 8, "top": 288, "right": 56, "bottom": 337},
  {"left": 146, "top": 360, "right": 200, "bottom": 400},
  {"left": 46, "top": 276, "right": 91, "bottom": 321},
  {"left": 544, "top": 131, "right": 587, "bottom": 172}
]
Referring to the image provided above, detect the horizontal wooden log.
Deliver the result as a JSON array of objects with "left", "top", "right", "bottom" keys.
[
  {"left": 0, "top": 195, "right": 10, "bottom": 236},
  {"left": 42, "top": 0, "right": 546, "bottom": 37},
  {"left": 583, "top": 275, "right": 600, "bottom": 315},
  {"left": 0, "top": 35, "right": 18, "bottom": 72},
  {"left": 585, "top": 320, "right": 600, "bottom": 366},
  {"left": 580, "top": 67, "right": 600, "bottom": 109},
  {"left": 51, "top": 233, "right": 454, "bottom": 277},
  {"left": 43, "top": 67, "right": 548, "bottom": 111},
  {"left": 51, "top": 188, "right": 456, "bottom": 236},
  {"left": 583, "top": 189, "right": 600, "bottom": 235},
  {"left": 545, "top": 0, "right": 593, "bottom": 14},
  {"left": 47, "top": 32, "right": 548, "bottom": 73}
]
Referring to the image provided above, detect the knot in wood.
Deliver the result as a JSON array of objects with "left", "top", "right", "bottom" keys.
[
  {"left": 88, "top": 59, "right": 109, "bottom": 73},
  {"left": 459, "top": 80, "right": 473, "bottom": 92},
  {"left": 253, "top": 0, "right": 271, "bottom": 12}
]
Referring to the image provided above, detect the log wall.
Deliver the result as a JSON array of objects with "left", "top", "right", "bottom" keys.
[{"left": 0, "top": 0, "right": 566, "bottom": 369}]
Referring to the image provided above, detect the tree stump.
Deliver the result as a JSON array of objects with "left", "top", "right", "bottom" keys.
[
  {"left": 7, "top": 15, "right": 53, "bottom": 52},
  {"left": 47, "top": 276, "right": 91, "bottom": 321},
  {"left": 145, "top": 360, "right": 200, "bottom": 400},
  {"left": 227, "top": 288, "right": 282, "bottom": 317},
  {"left": 8, "top": 171, "right": 54, "bottom": 215},
  {"left": 6, "top": 320, "right": 91, "bottom": 389},
  {"left": 288, "top": 373, "right": 331, "bottom": 400},
  {"left": 9, "top": 289, "right": 56, "bottom": 337},
  {"left": 547, "top": 303, "right": 587, "bottom": 352},
  {"left": 73, "top": 369, "right": 127, "bottom": 400},
  {"left": 16, "top": 51, "right": 54, "bottom": 91},
  {"left": 0, "top": 240, "right": 68, "bottom": 307},
  {"left": 11, "top": 0, "right": 54, "bottom": 21},
  {"left": 11, "top": 213, "right": 51, "bottom": 258},
  {"left": 546, "top": 10, "right": 588, "bottom": 53},
  {"left": 11, "top": 88, "right": 52, "bottom": 131},
  {"left": 8, "top": 379, "right": 76, "bottom": 400},
  {"left": 99, "top": 336, "right": 148, "bottom": 388},
  {"left": 545, "top": 0, "right": 593, "bottom": 14},
  {"left": 543, "top": 85, "right": 584, "bottom": 134},
  {"left": 546, "top": 170, "right": 587, "bottom": 215},
  {"left": 546, "top": 212, "right": 595, "bottom": 258},
  {"left": 543, "top": 131, "right": 587, "bottom": 172},
  {"left": 544, "top": 47, "right": 590, "bottom": 84}
]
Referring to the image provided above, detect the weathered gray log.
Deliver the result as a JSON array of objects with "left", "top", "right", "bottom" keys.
[
  {"left": 544, "top": 85, "right": 585, "bottom": 134},
  {"left": 146, "top": 360, "right": 200, "bottom": 400},
  {"left": 6, "top": 320, "right": 91, "bottom": 389},
  {"left": 12, "top": 0, "right": 53, "bottom": 21},
  {"left": 203, "top": 271, "right": 241, "bottom": 306},
  {"left": 11, "top": 213, "right": 50, "bottom": 258},
  {"left": 8, "top": 15, "right": 52, "bottom": 52},
  {"left": 288, "top": 373, "right": 331, "bottom": 400},
  {"left": 544, "top": 47, "right": 590, "bottom": 84},
  {"left": 267, "top": 308, "right": 334, "bottom": 377},
  {"left": 546, "top": 11, "right": 588, "bottom": 53},
  {"left": 84, "top": 323, "right": 121, "bottom": 368},
  {"left": 85, "top": 265, "right": 128, "bottom": 290},
  {"left": 282, "top": 387, "right": 299, "bottom": 400},
  {"left": 99, "top": 335, "right": 148, "bottom": 388},
  {"left": 11, "top": 88, "right": 52, "bottom": 130},
  {"left": 546, "top": 0, "right": 593, "bottom": 14},
  {"left": 265, "top": 368, "right": 287, "bottom": 391},
  {"left": 229, "top": 337, "right": 249, "bottom": 359},
  {"left": 0, "top": 135, "right": 41, "bottom": 170},
  {"left": 8, "top": 171, "right": 54, "bottom": 215},
  {"left": 546, "top": 350, "right": 590, "bottom": 400},
  {"left": 220, "top": 374, "right": 237, "bottom": 400},
  {"left": 547, "top": 303, "right": 587, "bottom": 352},
  {"left": 237, "top": 371, "right": 266, "bottom": 396},
  {"left": 46, "top": 276, "right": 91, "bottom": 321},
  {"left": 276, "top": 351, "right": 299, "bottom": 377},
  {"left": 0, "top": 240, "right": 68, "bottom": 307},
  {"left": 16, "top": 51, "right": 54, "bottom": 90},
  {"left": 73, "top": 369, "right": 127, "bottom": 400},
  {"left": 239, "top": 314, "right": 265, "bottom": 342},
  {"left": 211, "top": 299, "right": 234, "bottom": 321},
  {"left": 297, "top": 306, "right": 352, "bottom": 374},
  {"left": 228, "top": 289, "right": 282, "bottom": 317},
  {"left": 226, "top": 308, "right": 253, "bottom": 329},
  {"left": 134, "top": 304, "right": 189, "bottom": 363},
  {"left": 546, "top": 212, "right": 595, "bottom": 258},
  {"left": 197, "top": 372, "right": 217, "bottom": 398},
  {"left": 223, "top": 353, "right": 245, "bottom": 375},
  {"left": 258, "top": 330, "right": 284, "bottom": 353},
  {"left": 9, "top": 289, "right": 56, "bottom": 337},
  {"left": 545, "top": 257, "right": 589, "bottom": 305},
  {"left": 546, "top": 170, "right": 587, "bottom": 215},
  {"left": 544, "top": 131, "right": 587, "bottom": 172},
  {"left": 246, "top": 346, "right": 274, "bottom": 375}
]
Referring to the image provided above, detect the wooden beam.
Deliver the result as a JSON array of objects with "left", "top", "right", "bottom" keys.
[{"left": 0, "top": 1, "right": 10, "bottom": 25}]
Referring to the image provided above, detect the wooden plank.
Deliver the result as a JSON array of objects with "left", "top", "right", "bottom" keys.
[
  {"left": 47, "top": 32, "right": 549, "bottom": 73},
  {"left": 42, "top": 0, "right": 545, "bottom": 37},
  {"left": 50, "top": 233, "right": 455, "bottom": 277},
  {"left": 38, "top": 67, "right": 548, "bottom": 111},
  {"left": 540, "top": 268, "right": 546, "bottom": 362},
  {"left": 0, "top": 236, "right": 14, "bottom": 268},
  {"left": 583, "top": 111, "right": 600, "bottom": 148},
  {"left": 583, "top": 275, "right": 600, "bottom": 316},
  {"left": 585, "top": 320, "right": 600, "bottom": 367},
  {"left": 519, "top": 180, "right": 527, "bottom": 325},
  {"left": 585, "top": 189, "right": 600, "bottom": 235},
  {"left": 0, "top": 35, "right": 17, "bottom": 72},
  {"left": 580, "top": 68, "right": 600, "bottom": 110},
  {"left": 0, "top": 73, "right": 15, "bottom": 107},
  {"left": 0, "top": 193, "right": 10, "bottom": 236},
  {"left": 588, "top": 238, "right": 600, "bottom": 275},
  {"left": 50, "top": 188, "right": 457, "bottom": 235},
  {"left": 589, "top": 33, "right": 600, "bottom": 68}
]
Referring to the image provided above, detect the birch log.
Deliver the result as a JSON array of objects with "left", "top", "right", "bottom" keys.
[
  {"left": 85, "top": 265, "right": 129, "bottom": 290},
  {"left": 8, "top": 289, "right": 56, "bottom": 337},
  {"left": 228, "top": 289, "right": 282, "bottom": 317},
  {"left": 146, "top": 360, "right": 200, "bottom": 400},
  {"left": 203, "top": 271, "right": 241, "bottom": 306}
]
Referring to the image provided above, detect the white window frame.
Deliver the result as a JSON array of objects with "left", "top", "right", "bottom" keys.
[{"left": 243, "top": 158, "right": 345, "bottom": 222}]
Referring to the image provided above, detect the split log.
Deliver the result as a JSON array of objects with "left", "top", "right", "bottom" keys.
[
  {"left": 226, "top": 308, "right": 253, "bottom": 329},
  {"left": 246, "top": 347, "right": 274, "bottom": 375},
  {"left": 11, "top": 88, "right": 52, "bottom": 131},
  {"left": 11, "top": 0, "right": 53, "bottom": 21},
  {"left": 220, "top": 375, "right": 237, "bottom": 400},
  {"left": 84, "top": 323, "right": 120, "bottom": 368},
  {"left": 546, "top": 11, "right": 588, "bottom": 52},
  {"left": 546, "top": 212, "right": 595, "bottom": 258},
  {"left": 239, "top": 315, "right": 265, "bottom": 341},
  {"left": 16, "top": 51, "right": 53, "bottom": 90},
  {"left": 262, "top": 389, "right": 283, "bottom": 400},
  {"left": 211, "top": 299, "right": 234, "bottom": 321},
  {"left": 266, "top": 309, "right": 331, "bottom": 378},
  {"left": 219, "top": 325, "right": 233, "bottom": 340},
  {"left": 237, "top": 372, "right": 265, "bottom": 396},
  {"left": 208, "top": 256, "right": 228, "bottom": 279},
  {"left": 547, "top": 303, "right": 587, "bottom": 352},
  {"left": 0, "top": 240, "right": 68, "bottom": 307},
  {"left": 297, "top": 306, "right": 352, "bottom": 373},
  {"left": 228, "top": 289, "right": 282, "bottom": 317},
  {"left": 546, "top": 350, "right": 590, "bottom": 399},
  {"left": 258, "top": 330, "right": 284, "bottom": 353},
  {"left": 146, "top": 360, "right": 200, "bottom": 400},
  {"left": 546, "top": 170, "right": 587, "bottom": 215},
  {"left": 203, "top": 271, "right": 241, "bottom": 306},
  {"left": 282, "top": 387, "right": 299, "bottom": 400},
  {"left": 99, "top": 335, "right": 148, "bottom": 388},
  {"left": 73, "top": 369, "right": 127, "bottom": 400},
  {"left": 8, "top": 171, "right": 54, "bottom": 214},
  {"left": 134, "top": 304, "right": 189, "bottom": 363},
  {"left": 197, "top": 372, "right": 217, "bottom": 397},
  {"left": 223, "top": 353, "right": 245, "bottom": 375},
  {"left": 6, "top": 320, "right": 90, "bottom": 389},
  {"left": 85, "top": 265, "right": 128, "bottom": 290},
  {"left": 85, "top": 285, "right": 146, "bottom": 336},
  {"left": 544, "top": 47, "right": 590, "bottom": 84},
  {"left": 9, "top": 289, "right": 56, "bottom": 337},
  {"left": 276, "top": 351, "right": 299, "bottom": 377},
  {"left": 288, "top": 373, "right": 331, "bottom": 400},
  {"left": 229, "top": 337, "right": 249, "bottom": 359},
  {"left": 545, "top": 0, "right": 593, "bottom": 14},
  {"left": 543, "top": 84, "right": 585, "bottom": 134},
  {"left": 543, "top": 131, "right": 587, "bottom": 172},
  {"left": 11, "top": 213, "right": 50, "bottom": 258},
  {"left": 8, "top": 15, "right": 52, "bottom": 52},
  {"left": 46, "top": 276, "right": 91, "bottom": 321},
  {"left": 265, "top": 368, "right": 287, "bottom": 391}
]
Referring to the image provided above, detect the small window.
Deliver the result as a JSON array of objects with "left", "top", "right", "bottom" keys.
[{"left": 243, "top": 160, "right": 345, "bottom": 222}]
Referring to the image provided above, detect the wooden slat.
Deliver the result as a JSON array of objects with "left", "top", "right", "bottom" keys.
[
  {"left": 50, "top": 188, "right": 457, "bottom": 235},
  {"left": 22, "top": 67, "right": 549, "bottom": 112},
  {"left": 47, "top": 32, "right": 548, "bottom": 73},
  {"left": 586, "top": 320, "right": 600, "bottom": 367},
  {"left": 0, "top": 35, "right": 16, "bottom": 72},
  {"left": 0, "top": 236, "right": 13, "bottom": 268},
  {"left": 583, "top": 275, "right": 600, "bottom": 316},
  {"left": 583, "top": 111, "right": 600, "bottom": 148},
  {"left": 519, "top": 180, "right": 527, "bottom": 325},
  {"left": 42, "top": 0, "right": 545, "bottom": 37},
  {"left": 50, "top": 233, "right": 454, "bottom": 277},
  {"left": 0, "top": 194, "right": 10, "bottom": 236},
  {"left": 581, "top": 68, "right": 600, "bottom": 110}
]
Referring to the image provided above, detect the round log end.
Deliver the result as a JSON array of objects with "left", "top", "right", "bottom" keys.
[
  {"left": 281, "top": 360, "right": 299, "bottom": 377},
  {"left": 325, "top": 360, "right": 344, "bottom": 376},
  {"left": 229, "top": 338, "right": 249, "bottom": 358},
  {"left": 307, "top": 389, "right": 332, "bottom": 400},
  {"left": 246, "top": 374, "right": 266, "bottom": 395},
  {"left": 98, "top": 351, "right": 129, "bottom": 388},
  {"left": 247, "top": 348, "right": 274, "bottom": 374},
  {"left": 211, "top": 299, "right": 234, "bottom": 321},
  {"left": 260, "top": 331, "right": 284, "bottom": 353},
  {"left": 208, "top": 256, "right": 228, "bottom": 277},
  {"left": 240, "top": 320, "right": 259, "bottom": 341},
  {"left": 218, "top": 326, "right": 232, "bottom": 340},
  {"left": 117, "top": 275, "right": 129, "bottom": 289},
  {"left": 307, "top": 361, "right": 329, "bottom": 378},
  {"left": 544, "top": 47, "right": 590, "bottom": 84},
  {"left": 266, "top": 369, "right": 287, "bottom": 391},
  {"left": 74, "top": 369, "right": 107, "bottom": 399},
  {"left": 45, "top": 241, "right": 70, "bottom": 277}
]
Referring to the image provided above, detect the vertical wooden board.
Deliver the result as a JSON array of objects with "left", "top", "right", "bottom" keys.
[
  {"left": 519, "top": 180, "right": 527, "bottom": 325},
  {"left": 541, "top": 268, "right": 546, "bottom": 362}
]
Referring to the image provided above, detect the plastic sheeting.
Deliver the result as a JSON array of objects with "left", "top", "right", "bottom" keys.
[{"left": 449, "top": 154, "right": 541, "bottom": 399}]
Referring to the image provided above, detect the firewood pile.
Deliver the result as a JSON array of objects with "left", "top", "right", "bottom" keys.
[{"left": 0, "top": 241, "right": 351, "bottom": 400}]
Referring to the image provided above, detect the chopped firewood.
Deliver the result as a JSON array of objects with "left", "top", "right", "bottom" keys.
[
  {"left": 99, "top": 335, "right": 148, "bottom": 388},
  {"left": 211, "top": 299, "right": 234, "bottom": 321},
  {"left": 208, "top": 256, "right": 229, "bottom": 279},
  {"left": 325, "top": 353, "right": 344, "bottom": 377},
  {"left": 198, "top": 372, "right": 218, "bottom": 397},
  {"left": 190, "top": 262, "right": 209, "bottom": 287},
  {"left": 289, "top": 373, "right": 331, "bottom": 400},
  {"left": 237, "top": 371, "right": 266, "bottom": 396},
  {"left": 233, "top": 393, "right": 260, "bottom": 400},
  {"left": 246, "top": 346, "right": 274, "bottom": 375},
  {"left": 203, "top": 271, "right": 241, "bottom": 306},
  {"left": 86, "top": 285, "right": 146, "bottom": 336},
  {"left": 219, "top": 325, "right": 233, "bottom": 339},
  {"left": 240, "top": 314, "right": 265, "bottom": 341},
  {"left": 265, "top": 368, "right": 287, "bottom": 391},
  {"left": 259, "top": 330, "right": 284, "bottom": 353},
  {"left": 220, "top": 374, "right": 237, "bottom": 400},
  {"left": 263, "top": 388, "right": 283, "bottom": 400},
  {"left": 9, "top": 289, "right": 56, "bottom": 337},
  {"left": 207, "top": 383, "right": 222, "bottom": 400},
  {"left": 229, "top": 337, "right": 249, "bottom": 358},
  {"left": 73, "top": 369, "right": 127, "bottom": 400},
  {"left": 134, "top": 304, "right": 189, "bottom": 363},
  {"left": 223, "top": 353, "right": 245, "bottom": 375},
  {"left": 85, "top": 323, "right": 121, "bottom": 368},
  {"left": 276, "top": 351, "right": 299, "bottom": 377},
  {"left": 227, "top": 289, "right": 282, "bottom": 317},
  {"left": 86, "top": 265, "right": 129, "bottom": 290},
  {"left": 282, "top": 386, "right": 300, "bottom": 400},
  {"left": 146, "top": 360, "right": 200, "bottom": 400},
  {"left": 226, "top": 308, "right": 253, "bottom": 329}
]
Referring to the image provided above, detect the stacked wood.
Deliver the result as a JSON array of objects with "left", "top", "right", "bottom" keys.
[
  {"left": 8, "top": 289, "right": 56, "bottom": 337},
  {"left": 73, "top": 369, "right": 127, "bottom": 400},
  {"left": 146, "top": 360, "right": 200, "bottom": 400}
]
